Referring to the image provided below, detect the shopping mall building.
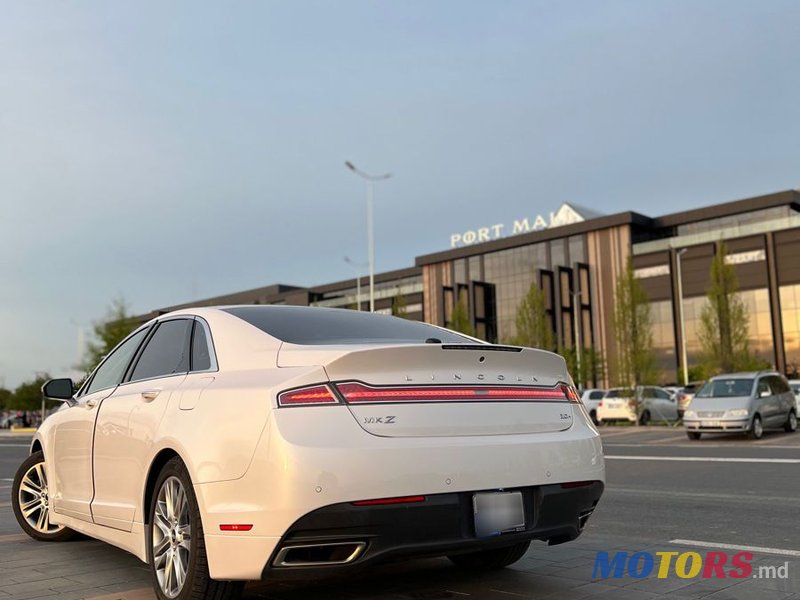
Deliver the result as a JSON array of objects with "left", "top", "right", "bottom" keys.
[{"left": 139, "top": 189, "right": 800, "bottom": 387}]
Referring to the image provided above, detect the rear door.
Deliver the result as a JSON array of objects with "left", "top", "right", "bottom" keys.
[{"left": 91, "top": 318, "right": 192, "bottom": 531}]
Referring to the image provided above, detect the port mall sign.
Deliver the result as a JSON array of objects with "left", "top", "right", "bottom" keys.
[{"left": 449, "top": 203, "right": 589, "bottom": 248}]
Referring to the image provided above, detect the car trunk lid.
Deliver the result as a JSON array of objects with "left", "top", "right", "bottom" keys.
[{"left": 279, "top": 342, "right": 576, "bottom": 437}]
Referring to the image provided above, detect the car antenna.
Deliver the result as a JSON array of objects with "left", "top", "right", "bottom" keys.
[{"left": 425, "top": 337, "right": 443, "bottom": 344}]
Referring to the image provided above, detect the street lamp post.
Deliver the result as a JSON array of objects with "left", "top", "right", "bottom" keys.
[
  {"left": 344, "top": 256, "right": 368, "bottom": 311},
  {"left": 676, "top": 248, "right": 689, "bottom": 386},
  {"left": 345, "top": 161, "right": 392, "bottom": 313}
]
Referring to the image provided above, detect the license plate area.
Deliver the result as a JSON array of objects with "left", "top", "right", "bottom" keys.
[
  {"left": 702, "top": 420, "right": 721, "bottom": 427},
  {"left": 473, "top": 491, "right": 525, "bottom": 537}
]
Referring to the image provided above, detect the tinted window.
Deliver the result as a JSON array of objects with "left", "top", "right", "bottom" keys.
[
  {"left": 191, "top": 320, "right": 213, "bottom": 371},
  {"left": 589, "top": 391, "right": 605, "bottom": 400},
  {"left": 698, "top": 378, "right": 754, "bottom": 398},
  {"left": 654, "top": 388, "right": 671, "bottom": 400},
  {"left": 86, "top": 328, "right": 149, "bottom": 394},
  {"left": 604, "top": 389, "right": 633, "bottom": 399},
  {"left": 130, "top": 320, "right": 191, "bottom": 382},
  {"left": 223, "top": 306, "right": 472, "bottom": 345},
  {"left": 769, "top": 376, "right": 789, "bottom": 394}
]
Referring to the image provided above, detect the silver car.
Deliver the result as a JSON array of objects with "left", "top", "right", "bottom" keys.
[{"left": 683, "top": 371, "right": 798, "bottom": 440}]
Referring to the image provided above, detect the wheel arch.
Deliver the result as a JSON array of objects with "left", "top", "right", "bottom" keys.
[
  {"left": 30, "top": 438, "right": 43, "bottom": 455},
  {"left": 143, "top": 448, "right": 184, "bottom": 525}
]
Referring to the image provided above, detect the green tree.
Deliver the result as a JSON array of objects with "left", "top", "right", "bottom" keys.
[
  {"left": 8, "top": 374, "right": 51, "bottom": 411},
  {"left": 613, "top": 259, "right": 656, "bottom": 388},
  {"left": 449, "top": 295, "right": 475, "bottom": 337},
  {"left": 562, "top": 346, "right": 606, "bottom": 389},
  {"left": 698, "top": 242, "right": 766, "bottom": 374},
  {"left": 80, "top": 298, "right": 138, "bottom": 374},
  {"left": 512, "top": 283, "right": 554, "bottom": 350},
  {"left": 0, "top": 387, "right": 11, "bottom": 410},
  {"left": 391, "top": 289, "right": 408, "bottom": 318}
]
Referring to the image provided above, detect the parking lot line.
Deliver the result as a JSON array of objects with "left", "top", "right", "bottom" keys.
[
  {"left": 670, "top": 539, "right": 800, "bottom": 557},
  {"left": 606, "top": 455, "right": 800, "bottom": 464}
]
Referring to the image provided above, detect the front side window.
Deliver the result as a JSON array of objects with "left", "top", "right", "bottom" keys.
[
  {"left": 129, "top": 320, "right": 192, "bottom": 382},
  {"left": 86, "top": 328, "right": 149, "bottom": 395},
  {"left": 756, "top": 379, "right": 770, "bottom": 397}
]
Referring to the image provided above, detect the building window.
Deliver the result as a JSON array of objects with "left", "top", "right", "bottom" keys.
[
  {"left": 780, "top": 284, "right": 800, "bottom": 377},
  {"left": 650, "top": 300, "right": 677, "bottom": 383},
  {"left": 681, "top": 289, "right": 774, "bottom": 368}
]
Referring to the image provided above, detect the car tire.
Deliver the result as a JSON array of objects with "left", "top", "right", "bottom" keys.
[
  {"left": 589, "top": 410, "right": 598, "bottom": 425},
  {"left": 147, "top": 457, "right": 244, "bottom": 600},
  {"left": 12, "top": 451, "right": 76, "bottom": 542},
  {"left": 448, "top": 540, "right": 531, "bottom": 570},
  {"left": 638, "top": 410, "right": 651, "bottom": 426},
  {"left": 785, "top": 410, "right": 797, "bottom": 433},
  {"left": 748, "top": 415, "right": 763, "bottom": 440},
  {"left": 686, "top": 431, "right": 701, "bottom": 440}
]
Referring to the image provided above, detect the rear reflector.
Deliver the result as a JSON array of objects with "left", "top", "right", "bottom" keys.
[
  {"left": 560, "top": 481, "right": 595, "bottom": 489},
  {"left": 278, "top": 385, "right": 338, "bottom": 407},
  {"left": 219, "top": 524, "right": 253, "bottom": 531},
  {"left": 352, "top": 495, "right": 426, "bottom": 506},
  {"left": 335, "top": 382, "right": 573, "bottom": 404}
]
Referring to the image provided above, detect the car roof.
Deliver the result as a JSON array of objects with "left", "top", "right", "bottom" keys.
[{"left": 709, "top": 371, "right": 779, "bottom": 380}]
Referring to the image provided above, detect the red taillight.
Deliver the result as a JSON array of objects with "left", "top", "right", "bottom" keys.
[
  {"left": 277, "top": 384, "right": 338, "bottom": 407},
  {"left": 559, "top": 383, "right": 581, "bottom": 404},
  {"left": 219, "top": 524, "right": 253, "bottom": 531},
  {"left": 352, "top": 495, "right": 426, "bottom": 506},
  {"left": 334, "top": 382, "right": 571, "bottom": 404}
]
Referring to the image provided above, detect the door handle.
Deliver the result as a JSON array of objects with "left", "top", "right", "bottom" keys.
[{"left": 141, "top": 389, "right": 161, "bottom": 401}]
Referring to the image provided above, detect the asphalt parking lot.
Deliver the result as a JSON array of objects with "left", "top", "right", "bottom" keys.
[{"left": 2, "top": 427, "right": 799, "bottom": 599}]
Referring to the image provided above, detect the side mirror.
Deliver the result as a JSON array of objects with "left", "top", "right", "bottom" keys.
[
  {"left": 759, "top": 389, "right": 770, "bottom": 398},
  {"left": 42, "top": 378, "right": 77, "bottom": 406}
]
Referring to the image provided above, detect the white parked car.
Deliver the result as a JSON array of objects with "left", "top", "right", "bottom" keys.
[
  {"left": 13, "top": 306, "right": 605, "bottom": 600},
  {"left": 580, "top": 388, "right": 606, "bottom": 424},
  {"left": 596, "top": 386, "right": 679, "bottom": 425},
  {"left": 790, "top": 379, "right": 800, "bottom": 415}
]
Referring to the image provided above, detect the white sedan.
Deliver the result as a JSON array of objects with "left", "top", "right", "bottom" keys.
[{"left": 13, "top": 306, "right": 604, "bottom": 600}]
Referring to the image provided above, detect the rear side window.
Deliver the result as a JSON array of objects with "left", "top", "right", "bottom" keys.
[
  {"left": 130, "top": 320, "right": 192, "bottom": 382},
  {"left": 191, "top": 320, "right": 216, "bottom": 372},
  {"left": 769, "top": 376, "right": 789, "bottom": 394},
  {"left": 223, "top": 306, "right": 472, "bottom": 345},
  {"left": 589, "top": 391, "right": 605, "bottom": 400}
]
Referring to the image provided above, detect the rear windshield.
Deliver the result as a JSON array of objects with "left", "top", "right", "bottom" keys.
[
  {"left": 604, "top": 389, "right": 633, "bottom": 399},
  {"left": 697, "top": 379, "right": 753, "bottom": 398},
  {"left": 223, "top": 306, "right": 473, "bottom": 345}
]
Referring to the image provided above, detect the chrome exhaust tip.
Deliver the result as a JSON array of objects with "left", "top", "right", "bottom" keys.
[
  {"left": 273, "top": 541, "right": 367, "bottom": 567},
  {"left": 578, "top": 509, "right": 594, "bottom": 531}
]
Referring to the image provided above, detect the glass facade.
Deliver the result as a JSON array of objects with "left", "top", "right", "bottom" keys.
[
  {"left": 676, "top": 206, "right": 796, "bottom": 236},
  {"left": 780, "top": 284, "right": 800, "bottom": 377},
  {"left": 681, "top": 289, "right": 774, "bottom": 366},
  {"left": 650, "top": 300, "right": 677, "bottom": 382}
]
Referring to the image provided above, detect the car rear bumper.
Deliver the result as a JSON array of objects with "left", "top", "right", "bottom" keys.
[
  {"left": 195, "top": 406, "right": 604, "bottom": 580},
  {"left": 260, "top": 481, "right": 604, "bottom": 580}
]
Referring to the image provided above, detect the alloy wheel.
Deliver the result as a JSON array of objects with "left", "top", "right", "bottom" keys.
[
  {"left": 17, "top": 461, "right": 62, "bottom": 534},
  {"left": 753, "top": 417, "right": 763, "bottom": 439},
  {"left": 152, "top": 476, "right": 192, "bottom": 598}
]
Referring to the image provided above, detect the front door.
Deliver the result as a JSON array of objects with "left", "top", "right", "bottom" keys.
[{"left": 50, "top": 327, "right": 149, "bottom": 523}]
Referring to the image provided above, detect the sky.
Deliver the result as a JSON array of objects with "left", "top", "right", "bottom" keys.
[{"left": 1, "top": 1, "right": 799, "bottom": 388}]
